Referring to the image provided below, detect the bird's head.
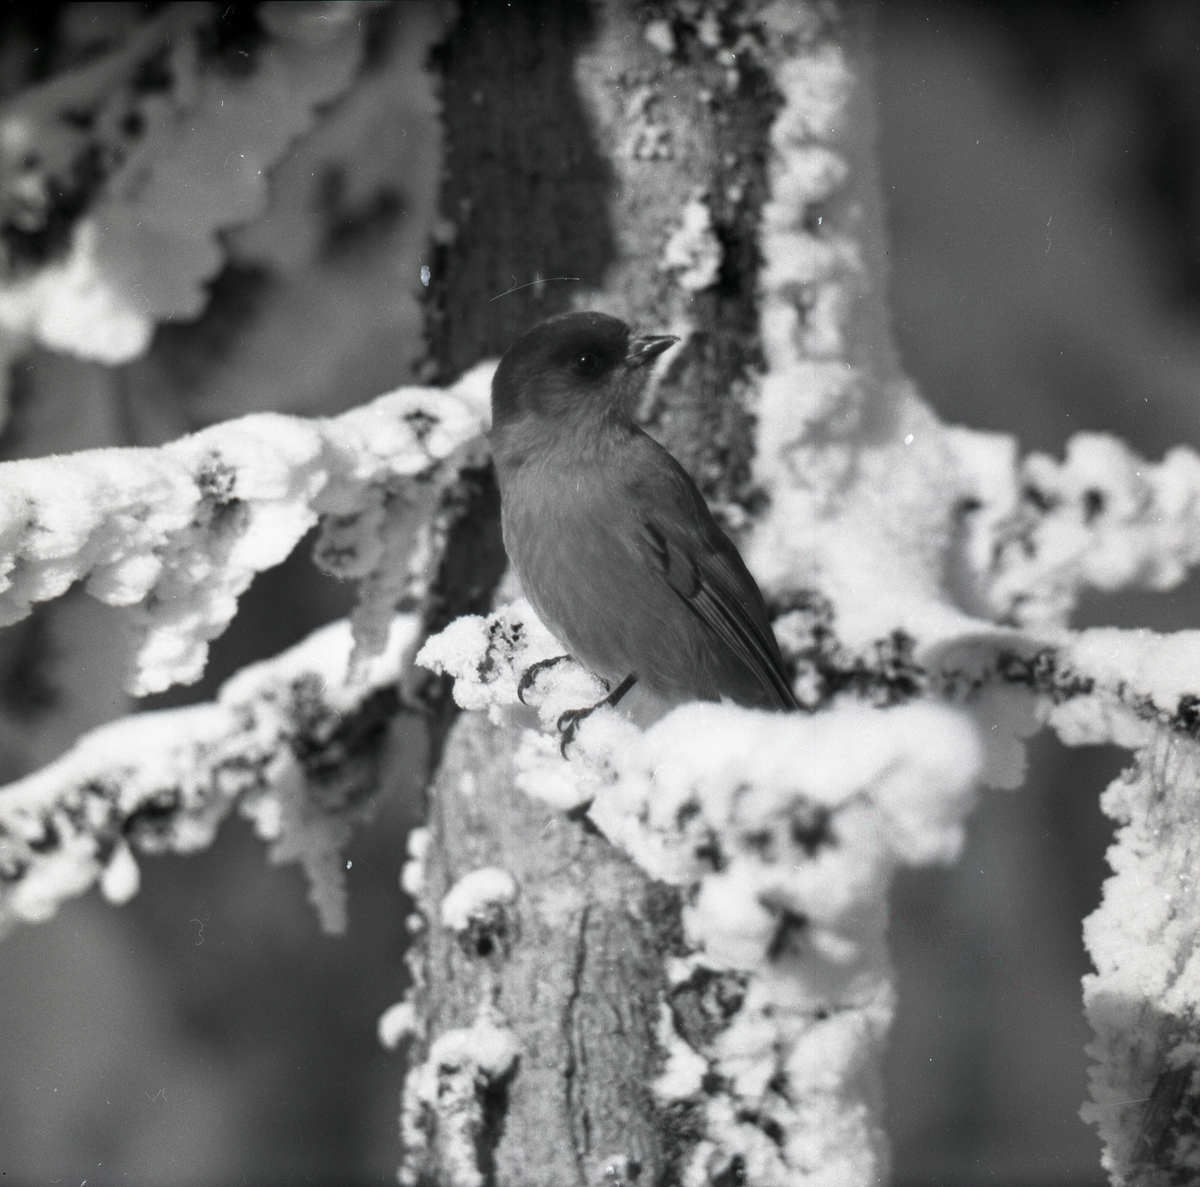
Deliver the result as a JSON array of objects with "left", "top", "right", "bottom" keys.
[{"left": 490, "top": 311, "right": 678, "bottom": 429}]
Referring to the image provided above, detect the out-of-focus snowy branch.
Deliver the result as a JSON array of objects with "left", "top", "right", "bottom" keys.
[
  {"left": 0, "top": 2, "right": 369, "bottom": 385},
  {"left": 0, "top": 355, "right": 494, "bottom": 939},
  {"left": 0, "top": 613, "right": 418, "bottom": 937},
  {"left": 1080, "top": 729, "right": 1200, "bottom": 1185},
  {"left": 956, "top": 430, "right": 1200, "bottom": 628},
  {"left": 728, "top": 18, "right": 1200, "bottom": 1177},
  {"left": 0, "top": 362, "right": 491, "bottom": 695}
]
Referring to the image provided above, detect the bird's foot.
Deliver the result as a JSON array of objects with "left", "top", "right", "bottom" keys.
[
  {"left": 556, "top": 704, "right": 596, "bottom": 756},
  {"left": 555, "top": 673, "right": 638, "bottom": 758},
  {"left": 517, "top": 654, "right": 572, "bottom": 706}
]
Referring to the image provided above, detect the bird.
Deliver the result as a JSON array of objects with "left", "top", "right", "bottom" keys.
[{"left": 488, "top": 310, "right": 797, "bottom": 742}]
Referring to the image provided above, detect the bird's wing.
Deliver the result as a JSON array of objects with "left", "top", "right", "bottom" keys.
[{"left": 637, "top": 507, "right": 798, "bottom": 711}]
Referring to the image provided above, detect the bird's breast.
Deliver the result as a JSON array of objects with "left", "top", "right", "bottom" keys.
[
  {"left": 497, "top": 454, "right": 613, "bottom": 588},
  {"left": 495, "top": 452, "right": 646, "bottom": 679}
]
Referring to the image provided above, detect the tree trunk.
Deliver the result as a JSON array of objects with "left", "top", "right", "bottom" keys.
[{"left": 403, "top": 2, "right": 880, "bottom": 1183}]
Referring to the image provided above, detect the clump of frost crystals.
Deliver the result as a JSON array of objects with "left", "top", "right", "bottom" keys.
[{"left": 417, "top": 597, "right": 608, "bottom": 731}]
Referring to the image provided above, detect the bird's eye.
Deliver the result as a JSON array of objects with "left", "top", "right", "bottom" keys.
[{"left": 574, "top": 352, "right": 600, "bottom": 376}]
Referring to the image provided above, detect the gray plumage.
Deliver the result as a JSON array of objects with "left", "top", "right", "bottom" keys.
[{"left": 488, "top": 311, "right": 796, "bottom": 712}]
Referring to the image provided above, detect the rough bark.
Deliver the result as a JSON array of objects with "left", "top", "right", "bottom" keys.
[{"left": 414, "top": 712, "right": 684, "bottom": 1184}]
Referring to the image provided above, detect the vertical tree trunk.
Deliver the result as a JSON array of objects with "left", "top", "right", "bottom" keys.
[
  {"left": 409, "top": 714, "right": 682, "bottom": 1183},
  {"left": 403, "top": 2, "right": 875, "bottom": 1183}
]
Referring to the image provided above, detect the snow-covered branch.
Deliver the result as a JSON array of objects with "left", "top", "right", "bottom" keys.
[
  {"left": 0, "top": 362, "right": 491, "bottom": 695},
  {"left": 1081, "top": 728, "right": 1200, "bottom": 1185},
  {"left": 0, "top": 613, "right": 418, "bottom": 937},
  {"left": 420, "top": 599, "right": 983, "bottom": 1184},
  {"left": 417, "top": 598, "right": 1200, "bottom": 1185},
  {"left": 0, "top": 3, "right": 369, "bottom": 372}
]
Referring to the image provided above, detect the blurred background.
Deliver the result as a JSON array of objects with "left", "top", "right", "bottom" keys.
[
  {"left": 2, "top": 1, "right": 1199, "bottom": 1183},
  {"left": 880, "top": 4, "right": 1200, "bottom": 1184}
]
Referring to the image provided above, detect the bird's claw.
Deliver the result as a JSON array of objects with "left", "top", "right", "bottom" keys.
[
  {"left": 556, "top": 705, "right": 594, "bottom": 757},
  {"left": 555, "top": 673, "right": 637, "bottom": 758},
  {"left": 517, "top": 654, "right": 571, "bottom": 706}
]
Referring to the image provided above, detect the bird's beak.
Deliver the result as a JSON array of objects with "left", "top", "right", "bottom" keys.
[{"left": 625, "top": 334, "right": 679, "bottom": 368}]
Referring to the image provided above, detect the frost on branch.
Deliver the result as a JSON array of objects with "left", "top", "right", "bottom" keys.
[
  {"left": 378, "top": 999, "right": 423, "bottom": 1054},
  {"left": 0, "top": 363, "right": 491, "bottom": 695},
  {"left": 400, "top": 1008, "right": 520, "bottom": 1187},
  {"left": 959, "top": 431, "right": 1200, "bottom": 629},
  {"left": 1081, "top": 730, "right": 1200, "bottom": 1186},
  {"left": 0, "top": 3, "right": 365, "bottom": 372},
  {"left": 589, "top": 701, "right": 980, "bottom": 1187},
  {"left": 743, "top": 22, "right": 1200, "bottom": 654},
  {"left": 0, "top": 614, "right": 418, "bottom": 937},
  {"left": 418, "top": 598, "right": 607, "bottom": 730},
  {"left": 1014, "top": 628, "right": 1200, "bottom": 1185},
  {"left": 440, "top": 867, "right": 518, "bottom": 939}
]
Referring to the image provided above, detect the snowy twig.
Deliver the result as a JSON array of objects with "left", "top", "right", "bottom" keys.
[
  {"left": 0, "top": 613, "right": 419, "bottom": 937},
  {"left": 0, "top": 362, "right": 492, "bottom": 695},
  {"left": 0, "top": 3, "right": 369, "bottom": 368}
]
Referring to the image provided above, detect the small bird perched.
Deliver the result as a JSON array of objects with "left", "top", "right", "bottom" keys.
[{"left": 488, "top": 311, "right": 797, "bottom": 735}]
